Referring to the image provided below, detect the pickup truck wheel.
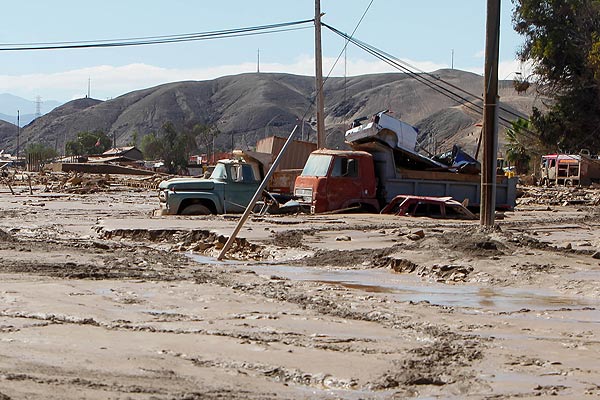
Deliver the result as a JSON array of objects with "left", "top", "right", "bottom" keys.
[{"left": 180, "top": 204, "right": 212, "bottom": 215}]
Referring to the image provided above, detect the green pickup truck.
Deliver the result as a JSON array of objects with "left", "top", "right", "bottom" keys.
[{"left": 158, "top": 159, "right": 261, "bottom": 215}]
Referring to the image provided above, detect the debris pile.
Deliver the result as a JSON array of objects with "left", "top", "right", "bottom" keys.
[
  {"left": 100, "top": 227, "right": 264, "bottom": 261},
  {"left": 517, "top": 185, "right": 600, "bottom": 206},
  {"left": 387, "top": 258, "right": 473, "bottom": 283},
  {"left": 0, "top": 170, "right": 168, "bottom": 194}
]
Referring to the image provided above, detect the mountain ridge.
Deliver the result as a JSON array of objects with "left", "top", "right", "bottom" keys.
[{"left": 0, "top": 70, "right": 541, "bottom": 157}]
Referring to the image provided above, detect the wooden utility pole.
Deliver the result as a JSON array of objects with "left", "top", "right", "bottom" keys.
[
  {"left": 314, "top": 0, "right": 326, "bottom": 149},
  {"left": 16, "top": 110, "right": 20, "bottom": 159},
  {"left": 481, "top": 0, "right": 501, "bottom": 227}
]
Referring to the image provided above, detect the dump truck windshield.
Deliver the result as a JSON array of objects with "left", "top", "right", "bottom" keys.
[{"left": 301, "top": 154, "right": 333, "bottom": 177}]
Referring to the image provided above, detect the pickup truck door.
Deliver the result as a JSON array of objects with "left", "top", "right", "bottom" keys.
[{"left": 224, "top": 164, "right": 261, "bottom": 212}]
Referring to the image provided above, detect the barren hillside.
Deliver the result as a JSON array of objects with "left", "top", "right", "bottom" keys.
[{"left": 2, "top": 70, "right": 542, "bottom": 157}]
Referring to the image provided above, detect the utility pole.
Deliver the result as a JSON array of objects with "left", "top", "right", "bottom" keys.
[
  {"left": 481, "top": 0, "right": 501, "bottom": 227},
  {"left": 257, "top": 49, "right": 260, "bottom": 73},
  {"left": 451, "top": 49, "right": 454, "bottom": 69},
  {"left": 16, "top": 110, "right": 20, "bottom": 159},
  {"left": 314, "top": 0, "right": 326, "bottom": 149}
]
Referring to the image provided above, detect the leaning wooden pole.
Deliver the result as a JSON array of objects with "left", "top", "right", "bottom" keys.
[
  {"left": 481, "top": 0, "right": 501, "bottom": 227},
  {"left": 217, "top": 125, "right": 299, "bottom": 260}
]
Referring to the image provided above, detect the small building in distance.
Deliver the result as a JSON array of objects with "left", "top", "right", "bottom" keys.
[{"left": 88, "top": 146, "right": 144, "bottom": 163}]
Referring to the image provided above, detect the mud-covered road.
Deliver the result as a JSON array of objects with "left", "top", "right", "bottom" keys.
[{"left": 0, "top": 183, "right": 599, "bottom": 399}]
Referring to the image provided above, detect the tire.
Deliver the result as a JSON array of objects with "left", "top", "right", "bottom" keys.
[{"left": 180, "top": 203, "right": 212, "bottom": 215}]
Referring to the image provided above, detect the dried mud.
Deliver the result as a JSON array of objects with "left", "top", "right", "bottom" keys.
[{"left": 0, "top": 184, "right": 599, "bottom": 399}]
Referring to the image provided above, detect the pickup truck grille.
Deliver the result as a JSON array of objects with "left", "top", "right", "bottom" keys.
[{"left": 294, "top": 187, "right": 313, "bottom": 202}]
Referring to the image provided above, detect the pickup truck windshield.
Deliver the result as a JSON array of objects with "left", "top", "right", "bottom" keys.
[
  {"left": 301, "top": 154, "right": 333, "bottom": 177},
  {"left": 210, "top": 163, "right": 228, "bottom": 180}
]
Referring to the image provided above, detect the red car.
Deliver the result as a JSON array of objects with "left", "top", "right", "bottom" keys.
[{"left": 380, "top": 195, "right": 476, "bottom": 220}]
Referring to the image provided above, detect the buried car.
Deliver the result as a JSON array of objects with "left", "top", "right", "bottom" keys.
[{"left": 380, "top": 195, "right": 476, "bottom": 220}]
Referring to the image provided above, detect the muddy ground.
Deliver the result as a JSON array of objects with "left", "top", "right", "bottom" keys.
[{"left": 0, "top": 181, "right": 599, "bottom": 399}]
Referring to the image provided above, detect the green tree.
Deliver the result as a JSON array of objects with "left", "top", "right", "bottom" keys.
[
  {"left": 25, "top": 143, "right": 58, "bottom": 167},
  {"left": 65, "top": 131, "right": 111, "bottom": 156},
  {"left": 141, "top": 122, "right": 195, "bottom": 174},
  {"left": 513, "top": 0, "right": 600, "bottom": 151},
  {"left": 128, "top": 130, "right": 139, "bottom": 147},
  {"left": 192, "top": 123, "right": 220, "bottom": 162}
]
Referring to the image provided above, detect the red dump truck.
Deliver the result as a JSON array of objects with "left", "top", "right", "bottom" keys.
[
  {"left": 293, "top": 145, "right": 517, "bottom": 214},
  {"left": 293, "top": 111, "right": 517, "bottom": 214}
]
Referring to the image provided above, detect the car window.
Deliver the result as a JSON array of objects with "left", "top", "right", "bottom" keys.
[
  {"left": 413, "top": 203, "right": 428, "bottom": 216},
  {"left": 445, "top": 204, "right": 474, "bottom": 219},
  {"left": 413, "top": 202, "right": 442, "bottom": 218}
]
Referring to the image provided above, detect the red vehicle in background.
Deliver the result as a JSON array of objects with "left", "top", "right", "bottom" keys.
[
  {"left": 540, "top": 152, "right": 600, "bottom": 186},
  {"left": 380, "top": 195, "right": 476, "bottom": 219}
]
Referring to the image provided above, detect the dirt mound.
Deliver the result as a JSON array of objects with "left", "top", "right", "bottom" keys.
[
  {"left": 0, "top": 229, "right": 14, "bottom": 242},
  {"left": 299, "top": 246, "right": 401, "bottom": 267},
  {"left": 370, "top": 335, "right": 481, "bottom": 389},
  {"left": 270, "top": 229, "right": 316, "bottom": 248},
  {"left": 438, "top": 227, "right": 506, "bottom": 257},
  {"left": 101, "top": 228, "right": 263, "bottom": 260}
]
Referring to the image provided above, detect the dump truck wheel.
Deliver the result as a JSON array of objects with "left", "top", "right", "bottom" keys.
[{"left": 180, "top": 204, "right": 212, "bottom": 215}]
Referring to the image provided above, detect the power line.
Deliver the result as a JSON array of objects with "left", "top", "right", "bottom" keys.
[
  {"left": 0, "top": 19, "right": 314, "bottom": 51},
  {"left": 310, "top": 0, "right": 375, "bottom": 146},
  {"left": 323, "top": 0, "right": 374, "bottom": 84},
  {"left": 323, "top": 23, "right": 535, "bottom": 134}
]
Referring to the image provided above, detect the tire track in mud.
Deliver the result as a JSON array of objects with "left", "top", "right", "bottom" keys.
[
  {"left": 0, "top": 308, "right": 386, "bottom": 355},
  {"left": 1, "top": 229, "right": 487, "bottom": 392},
  {"left": 225, "top": 274, "right": 486, "bottom": 390},
  {"left": 0, "top": 369, "right": 276, "bottom": 400},
  {"left": 0, "top": 372, "right": 166, "bottom": 396},
  {"left": 162, "top": 350, "right": 360, "bottom": 392}
]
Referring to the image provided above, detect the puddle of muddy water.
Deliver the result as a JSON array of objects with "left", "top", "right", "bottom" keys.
[
  {"left": 248, "top": 264, "right": 597, "bottom": 313},
  {"left": 189, "top": 254, "right": 243, "bottom": 266}
]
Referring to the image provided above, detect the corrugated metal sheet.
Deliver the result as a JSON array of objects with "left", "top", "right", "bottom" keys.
[{"left": 256, "top": 136, "right": 317, "bottom": 170}]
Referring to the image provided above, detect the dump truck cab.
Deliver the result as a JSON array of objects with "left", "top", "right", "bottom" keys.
[
  {"left": 158, "top": 159, "right": 260, "bottom": 215},
  {"left": 293, "top": 150, "right": 380, "bottom": 213}
]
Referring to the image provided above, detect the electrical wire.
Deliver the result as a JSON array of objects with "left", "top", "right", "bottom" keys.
[
  {"left": 323, "top": 0, "right": 374, "bottom": 84},
  {"left": 303, "top": 0, "right": 376, "bottom": 140},
  {"left": 323, "top": 22, "right": 537, "bottom": 135},
  {"left": 0, "top": 19, "right": 314, "bottom": 51}
]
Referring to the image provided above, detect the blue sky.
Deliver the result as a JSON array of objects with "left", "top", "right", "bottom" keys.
[{"left": 0, "top": 0, "right": 526, "bottom": 103}]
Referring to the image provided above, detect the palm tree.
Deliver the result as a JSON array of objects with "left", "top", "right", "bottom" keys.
[{"left": 505, "top": 118, "right": 533, "bottom": 174}]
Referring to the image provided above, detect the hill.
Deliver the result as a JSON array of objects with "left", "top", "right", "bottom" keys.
[
  {"left": 1, "top": 70, "right": 542, "bottom": 158},
  {"left": 0, "top": 120, "right": 17, "bottom": 154}
]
